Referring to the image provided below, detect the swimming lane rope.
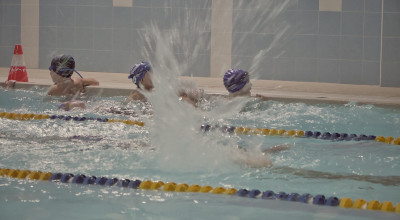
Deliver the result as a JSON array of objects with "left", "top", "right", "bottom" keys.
[
  {"left": 0, "top": 112, "right": 144, "bottom": 126},
  {"left": 201, "top": 125, "right": 400, "bottom": 146},
  {"left": 1, "top": 111, "right": 398, "bottom": 145},
  {"left": 1, "top": 168, "right": 399, "bottom": 214}
]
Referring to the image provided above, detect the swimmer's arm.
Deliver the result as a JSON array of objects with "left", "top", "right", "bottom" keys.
[
  {"left": 47, "top": 85, "right": 60, "bottom": 96},
  {"left": 262, "top": 144, "right": 291, "bottom": 154},
  {"left": 81, "top": 78, "right": 99, "bottom": 86},
  {"left": 178, "top": 88, "right": 206, "bottom": 108},
  {"left": 179, "top": 94, "right": 197, "bottom": 107}
]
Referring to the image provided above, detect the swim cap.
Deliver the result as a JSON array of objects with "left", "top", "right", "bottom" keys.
[
  {"left": 49, "top": 54, "right": 75, "bottom": 78},
  {"left": 58, "top": 101, "right": 71, "bottom": 111},
  {"left": 128, "top": 62, "right": 151, "bottom": 87},
  {"left": 223, "top": 69, "right": 250, "bottom": 93}
]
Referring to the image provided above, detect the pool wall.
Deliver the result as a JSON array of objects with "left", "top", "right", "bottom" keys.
[{"left": 0, "top": 0, "right": 399, "bottom": 87}]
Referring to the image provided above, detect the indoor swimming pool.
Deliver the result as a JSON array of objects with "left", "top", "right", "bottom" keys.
[
  {"left": 0, "top": 86, "right": 399, "bottom": 219},
  {"left": 1, "top": 0, "right": 400, "bottom": 219}
]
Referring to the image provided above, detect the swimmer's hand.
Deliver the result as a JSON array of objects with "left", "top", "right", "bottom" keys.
[
  {"left": 4, "top": 80, "right": 16, "bottom": 89},
  {"left": 255, "top": 94, "right": 268, "bottom": 101}
]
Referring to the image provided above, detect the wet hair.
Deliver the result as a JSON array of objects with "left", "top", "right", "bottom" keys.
[
  {"left": 223, "top": 69, "right": 250, "bottom": 93},
  {"left": 49, "top": 54, "right": 76, "bottom": 78},
  {"left": 128, "top": 61, "right": 151, "bottom": 88}
]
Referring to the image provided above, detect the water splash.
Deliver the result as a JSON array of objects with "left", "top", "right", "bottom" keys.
[
  {"left": 139, "top": 22, "right": 239, "bottom": 173},
  {"left": 232, "top": 0, "right": 295, "bottom": 80}
]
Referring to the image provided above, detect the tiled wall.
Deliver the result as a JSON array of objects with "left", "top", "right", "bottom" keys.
[
  {"left": 229, "top": 0, "right": 400, "bottom": 86},
  {"left": 0, "top": 0, "right": 21, "bottom": 68},
  {"left": 0, "top": 0, "right": 399, "bottom": 87},
  {"left": 382, "top": 0, "right": 400, "bottom": 87},
  {"left": 229, "top": 0, "right": 398, "bottom": 86},
  {"left": 37, "top": 0, "right": 212, "bottom": 76}
]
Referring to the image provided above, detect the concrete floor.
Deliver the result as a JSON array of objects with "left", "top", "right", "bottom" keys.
[{"left": 1, "top": 67, "right": 400, "bottom": 108}]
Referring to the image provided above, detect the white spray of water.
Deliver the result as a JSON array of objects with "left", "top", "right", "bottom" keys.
[
  {"left": 135, "top": 0, "right": 296, "bottom": 172},
  {"left": 140, "top": 22, "right": 237, "bottom": 173},
  {"left": 233, "top": 0, "right": 295, "bottom": 80}
]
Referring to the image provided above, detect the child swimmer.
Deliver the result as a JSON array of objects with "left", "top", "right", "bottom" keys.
[
  {"left": 222, "top": 68, "right": 291, "bottom": 167},
  {"left": 125, "top": 61, "right": 202, "bottom": 107},
  {"left": 223, "top": 68, "right": 268, "bottom": 100},
  {"left": 48, "top": 54, "right": 98, "bottom": 111},
  {"left": 47, "top": 54, "right": 99, "bottom": 96}
]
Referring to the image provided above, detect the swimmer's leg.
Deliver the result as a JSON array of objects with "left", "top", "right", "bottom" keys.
[{"left": 271, "top": 166, "right": 400, "bottom": 186}]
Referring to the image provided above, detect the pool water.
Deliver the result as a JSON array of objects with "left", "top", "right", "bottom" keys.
[{"left": 0, "top": 87, "right": 399, "bottom": 220}]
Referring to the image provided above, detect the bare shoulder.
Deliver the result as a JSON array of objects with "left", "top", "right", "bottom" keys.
[
  {"left": 75, "top": 78, "right": 99, "bottom": 86},
  {"left": 47, "top": 84, "right": 60, "bottom": 96},
  {"left": 81, "top": 78, "right": 99, "bottom": 86}
]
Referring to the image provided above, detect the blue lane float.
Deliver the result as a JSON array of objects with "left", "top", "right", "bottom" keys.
[
  {"left": 287, "top": 193, "right": 300, "bottom": 201},
  {"left": 72, "top": 174, "right": 86, "bottom": 184},
  {"left": 236, "top": 188, "right": 339, "bottom": 206}
]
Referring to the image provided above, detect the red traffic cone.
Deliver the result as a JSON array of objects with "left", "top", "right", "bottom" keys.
[{"left": 8, "top": 44, "right": 28, "bottom": 82}]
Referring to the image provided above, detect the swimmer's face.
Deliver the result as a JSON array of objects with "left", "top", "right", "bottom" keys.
[
  {"left": 50, "top": 70, "right": 63, "bottom": 83},
  {"left": 141, "top": 71, "right": 154, "bottom": 91},
  {"left": 232, "top": 80, "right": 252, "bottom": 97},
  {"left": 241, "top": 80, "right": 252, "bottom": 95}
]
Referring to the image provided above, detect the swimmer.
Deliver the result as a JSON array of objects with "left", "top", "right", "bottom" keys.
[
  {"left": 125, "top": 61, "right": 153, "bottom": 103},
  {"left": 125, "top": 61, "right": 202, "bottom": 107},
  {"left": 236, "top": 144, "right": 291, "bottom": 168},
  {"left": 237, "top": 144, "right": 399, "bottom": 186},
  {"left": 223, "top": 69, "right": 268, "bottom": 100},
  {"left": 177, "top": 79, "right": 205, "bottom": 107},
  {"left": 58, "top": 100, "right": 86, "bottom": 111},
  {"left": 271, "top": 166, "right": 400, "bottom": 186},
  {"left": 47, "top": 54, "right": 99, "bottom": 96}
]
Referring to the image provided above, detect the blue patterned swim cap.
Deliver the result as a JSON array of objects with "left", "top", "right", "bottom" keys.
[
  {"left": 223, "top": 69, "right": 250, "bottom": 93},
  {"left": 49, "top": 54, "right": 75, "bottom": 78},
  {"left": 128, "top": 61, "right": 151, "bottom": 87}
]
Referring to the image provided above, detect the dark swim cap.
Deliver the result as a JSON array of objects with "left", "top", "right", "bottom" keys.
[
  {"left": 128, "top": 61, "right": 151, "bottom": 87},
  {"left": 49, "top": 54, "right": 75, "bottom": 78},
  {"left": 223, "top": 69, "right": 250, "bottom": 93}
]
